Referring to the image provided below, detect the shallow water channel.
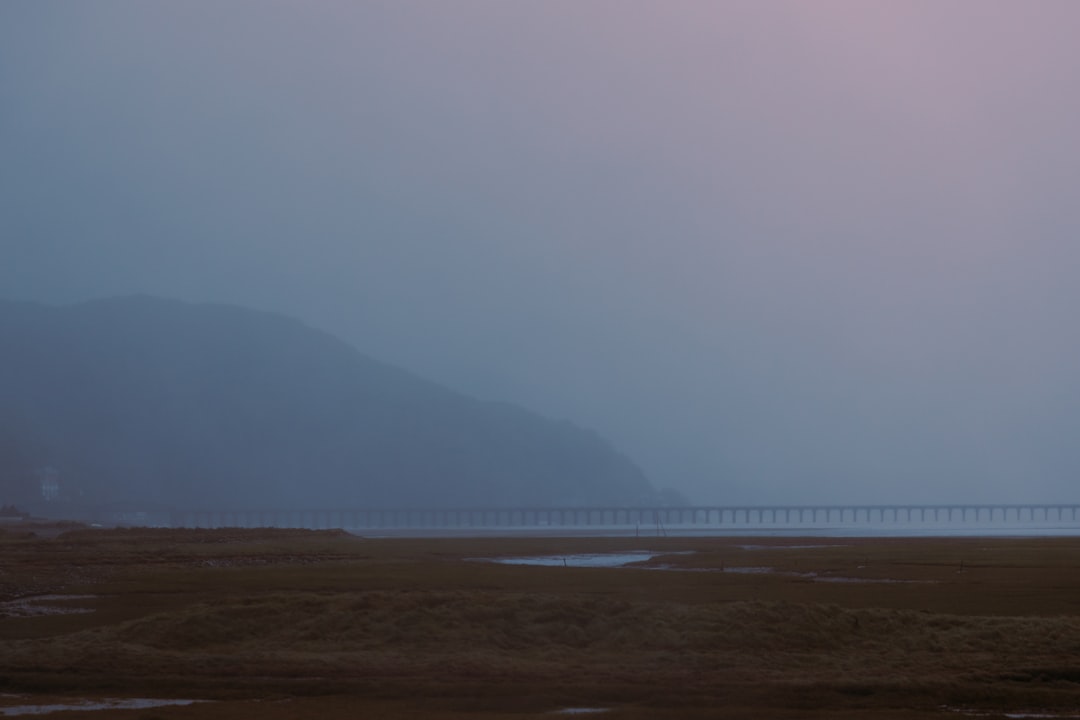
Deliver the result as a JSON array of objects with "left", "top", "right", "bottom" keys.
[
  {"left": 0, "top": 697, "right": 206, "bottom": 716},
  {"left": 483, "top": 551, "right": 659, "bottom": 568},
  {"left": 482, "top": 550, "right": 933, "bottom": 584}
]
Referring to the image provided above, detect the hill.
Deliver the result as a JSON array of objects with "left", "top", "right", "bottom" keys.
[{"left": 0, "top": 296, "right": 659, "bottom": 514}]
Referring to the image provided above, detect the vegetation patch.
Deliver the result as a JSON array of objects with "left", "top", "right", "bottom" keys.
[{"left": 0, "top": 528, "right": 1078, "bottom": 718}]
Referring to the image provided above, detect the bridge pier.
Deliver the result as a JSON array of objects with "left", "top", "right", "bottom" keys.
[{"left": 156, "top": 503, "right": 1080, "bottom": 531}]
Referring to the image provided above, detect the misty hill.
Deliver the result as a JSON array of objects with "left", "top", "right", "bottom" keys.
[{"left": 0, "top": 296, "right": 659, "bottom": 512}]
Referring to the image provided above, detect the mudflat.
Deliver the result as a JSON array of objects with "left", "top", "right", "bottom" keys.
[{"left": 1, "top": 525, "right": 1078, "bottom": 718}]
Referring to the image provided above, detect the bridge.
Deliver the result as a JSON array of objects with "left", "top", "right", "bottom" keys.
[{"left": 147, "top": 504, "right": 1080, "bottom": 531}]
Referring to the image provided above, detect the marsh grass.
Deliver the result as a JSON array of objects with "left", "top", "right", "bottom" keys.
[{"left": 0, "top": 528, "right": 1078, "bottom": 717}]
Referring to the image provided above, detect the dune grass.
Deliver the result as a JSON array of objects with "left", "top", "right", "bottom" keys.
[{"left": 0, "top": 527, "right": 1078, "bottom": 718}]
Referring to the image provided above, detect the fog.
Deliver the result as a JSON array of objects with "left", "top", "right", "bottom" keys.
[{"left": 3, "top": 1, "right": 1080, "bottom": 505}]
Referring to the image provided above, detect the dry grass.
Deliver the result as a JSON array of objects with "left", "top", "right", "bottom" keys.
[{"left": 0, "top": 527, "right": 1079, "bottom": 717}]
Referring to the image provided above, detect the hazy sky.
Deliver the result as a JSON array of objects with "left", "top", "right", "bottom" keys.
[{"left": 4, "top": 1, "right": 1080, "bottom": 504}]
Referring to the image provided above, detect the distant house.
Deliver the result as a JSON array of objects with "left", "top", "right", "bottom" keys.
[
  {"left": 37, "top": 466, "right": 60, "bottom": 502},
  {"left": 0, "top": 505, "right": 28, "bottom": 522}
]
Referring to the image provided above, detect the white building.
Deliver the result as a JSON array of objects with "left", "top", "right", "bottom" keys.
[{"left": 37, "top": 466, "right": 60, "bottom": 502}]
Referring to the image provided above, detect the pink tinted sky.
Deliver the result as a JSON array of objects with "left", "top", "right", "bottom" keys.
[{"left": 3, "top": 1, "right": 1080, "bottom": 503}]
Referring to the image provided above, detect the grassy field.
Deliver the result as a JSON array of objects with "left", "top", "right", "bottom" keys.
[{"left": 1, "top": 526, "right": 1079, "bottom": 718}]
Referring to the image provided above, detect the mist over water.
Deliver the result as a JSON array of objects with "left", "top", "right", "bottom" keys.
[{"left": 4, "top": 2, "right": 1080, "bottom": 507}]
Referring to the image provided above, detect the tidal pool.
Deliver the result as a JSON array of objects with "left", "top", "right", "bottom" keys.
[
  {"left": 483, "top": 551, "right": 658, "bottom": 567},
  {"left": 0, "top": 698, "right": 206, "bottom": 716},
  {"left": 0, "top": 595, "right": 96, "bottom": 618},
  {"left": 552, "top": 709, "right": 610, "bottom": 715}
]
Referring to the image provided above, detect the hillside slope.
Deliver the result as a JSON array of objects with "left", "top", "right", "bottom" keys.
[{"left": 0, "top": 297, "right": 658, "bottom": 512}]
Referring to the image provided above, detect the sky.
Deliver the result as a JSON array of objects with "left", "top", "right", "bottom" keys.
[{"left": 3, "top": 1, "right": 1080, "bottom": 505}]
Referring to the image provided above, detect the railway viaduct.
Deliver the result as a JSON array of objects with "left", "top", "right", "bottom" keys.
[{"left": 160, "top": 504, "right": 1080, "bottom": 530}]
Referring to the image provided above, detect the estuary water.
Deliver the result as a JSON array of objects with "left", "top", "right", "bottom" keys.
[
  {"left": 0, "top": 698, "right": 206, "bottom": 716},
  {"left": 483, "top": 551, "right": 661, "bottom": 568}
]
